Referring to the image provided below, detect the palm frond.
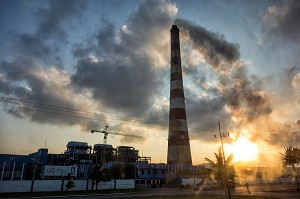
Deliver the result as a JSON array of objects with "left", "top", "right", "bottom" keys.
[{"left": 226, "top": 153, "right": 234, "bottom": 164}]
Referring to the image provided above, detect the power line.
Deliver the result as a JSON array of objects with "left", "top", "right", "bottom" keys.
[
  {"left": 0, "top": 96, "right": 166, "bottom": 127},
  {"left": 0, "top": 96, "right": 216, "bottom": 134}
]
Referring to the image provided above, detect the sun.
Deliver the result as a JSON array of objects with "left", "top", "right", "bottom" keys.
[{"left": 226, "top": 137, "right": 258, "bottom": 162}]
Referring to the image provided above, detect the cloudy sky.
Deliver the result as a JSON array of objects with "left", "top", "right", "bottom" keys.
[{"left": 0, "top": 0, "right": 300, "bottom": 165}]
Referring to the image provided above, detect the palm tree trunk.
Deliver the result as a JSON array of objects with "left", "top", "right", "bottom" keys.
[{"left": 227, "top": 185, "right": 231, "bottom": 199}]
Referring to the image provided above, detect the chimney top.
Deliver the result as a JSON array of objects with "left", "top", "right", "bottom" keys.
[{"left": 170, "top": 25, "right": 179, "bottom": 34}]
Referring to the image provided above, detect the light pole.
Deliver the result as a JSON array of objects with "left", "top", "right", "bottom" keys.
[
  {"left": 30, "top": 158, "right": 39, "bottom": 192},
  {"left": 215, "top": 122, "right": 230, "bottom": 199},
  {"left": 134, "top": 162, "right": 136, "bottom": 189}
]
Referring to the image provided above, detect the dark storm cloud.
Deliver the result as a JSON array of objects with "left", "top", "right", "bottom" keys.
[
  {"left": 221, "top": 67, "right": 272, "bottom": 122},
  {"left": 0, "top": 0, "right": 99, "bottom": 130},
  {"left": 0, "top": 0, "right": 178, "bottom": 133},
  {"left": 35, "top": 0, "right": 86, "bottom": 42},
  {"left": 263, "top": 0, "right": 300, "bottom": 43},
  {"left": 8, "top": 0, "right": 86, "bottom": 67},
  {"left": 268, "top": 127, "right": 300, "bottom": 147},
  {"left": 15, "top": 34, "right": 52, "bottom": 61},
  {"left": 72, "top": 0, "right": 175, "bottom": 117},
  {"left": 179, "top": 66, "right": 231, "bottom": 140},
  {"left": 0, "top": 60, "right": 105, "bottom": 130},
  {"left": 185, "top": 89, "right": 231, "bottom": 141},
  {"left": 72, "top": 54, "right": 162, "bottom": 115}
]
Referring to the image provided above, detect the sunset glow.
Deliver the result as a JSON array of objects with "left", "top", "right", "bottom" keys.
[
  {"left": 1, "top": 0, "right": 300, "bottom": 168},
  {"left": 227, "top": 137, "right": 258, "bottom": 162}
]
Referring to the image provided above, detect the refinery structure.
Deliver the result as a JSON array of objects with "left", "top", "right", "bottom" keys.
[
  {"left": 0, "top": 25, "right": 198, "bottom": 188},
  {"left": 0, "top": 25, "right": 294, "bottom": 193},
  {"left": 0, "top": 140, "right": 203, "bottom": 188}
]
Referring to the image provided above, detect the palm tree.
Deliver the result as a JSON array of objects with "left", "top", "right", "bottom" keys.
[
  {"left": 205, "top": 148, "right": 236, "bottom": 199},
  {"left": 281, "top": 146, "right": 299, "bottom": 191}
]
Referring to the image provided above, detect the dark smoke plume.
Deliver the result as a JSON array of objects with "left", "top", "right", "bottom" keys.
[
  {"left": 175, "top": 18, "right": 240, "bottom": 73},
  {"left": 175, "top": 18, "right": 273, "bottom": 144},
  {"left": 263, "top": 0, "right": 300, "bottom": 43},
  {"left": 176, "top": 19, "right": 272, "bottom": 121}
]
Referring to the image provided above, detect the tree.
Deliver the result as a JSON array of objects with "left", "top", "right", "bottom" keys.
[
  {"left": 107, "top": 164, "right": 135, "bottom": 179},
  {"left": 281, "top": 146, "right": 300, "bottom": 191},
  {"left": 65, "top": 173, "right": 75, "bottom": 191},
  {"left": 205, "top": 148, "right": 236, "bottom": 199},
  {"left": 90, "top": 164, "right": 111, "bottom": 190}
]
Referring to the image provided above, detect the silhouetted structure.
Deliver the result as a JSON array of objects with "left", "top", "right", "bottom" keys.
[
  {"left": 65, "top": 141, "right": 92, "bottom": 165},
  {"left": 93, "top": 144, "right": 116, "bottom": 164},
  {"left": 117, "top": 146, "right": 139, "bottom": 164},
  {"left": 167, "top": 25, "right": 192, "bottom": 166}
]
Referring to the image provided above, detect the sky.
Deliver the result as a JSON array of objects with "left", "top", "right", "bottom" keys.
[{"left": 0, "top": 0, "right": 300, "bottom": 165}]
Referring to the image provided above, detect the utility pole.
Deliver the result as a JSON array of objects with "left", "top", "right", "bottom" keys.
[{"left": 215, "top": 121, "right": 230, "bottom": 199}]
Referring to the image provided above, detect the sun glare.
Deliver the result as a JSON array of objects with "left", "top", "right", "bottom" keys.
[{"left": 227, "top": 137, "right": 258, "bottom": 162}]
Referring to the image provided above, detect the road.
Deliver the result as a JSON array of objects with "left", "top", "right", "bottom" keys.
[
  {"left": 3, "top": 184, "right": 300, "bottom": 199},
  {"left": 202, "top": 184, "right": 300, "bottom": 199}
]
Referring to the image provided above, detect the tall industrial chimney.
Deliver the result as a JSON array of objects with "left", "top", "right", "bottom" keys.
[{"left": 167, "top": 25, "right": 192, "bottom": 166}]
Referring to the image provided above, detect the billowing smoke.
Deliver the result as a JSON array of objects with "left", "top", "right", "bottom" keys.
[
  {"left": 175, "top": 19, "right": 272, "bottom": 119},
  {"left": 176, "top": 17, "right": 300, "bottom": 150},
  {"left": 175, "top": 19, "right": 240, "bottom": 74},
  {"left": 174, "top": 19, "right": 274, "bottom": 144},
  {"left": 262, "top": 0, "right": 300, "bottom": 43}
]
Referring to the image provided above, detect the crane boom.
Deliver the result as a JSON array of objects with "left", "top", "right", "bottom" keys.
[
  {"left": 91, "top": 125, "right": 142, "bottom": 144},
  {"left": 114, "top": 132, "right": 142, "bottom": 138}
]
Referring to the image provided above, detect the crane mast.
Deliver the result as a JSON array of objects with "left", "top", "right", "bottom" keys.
[{"left": 91, "top": 125, "right": 142, "bottom": 144}]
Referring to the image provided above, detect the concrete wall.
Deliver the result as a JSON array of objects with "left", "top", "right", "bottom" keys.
[
  {"left": 0, "top": 179, "right": 134, "bottom": 193},
  {"left": 182, "top": 178, "right": 202, "bottom": 186},
  {"left": 237, "top": 177, "right": 300, "bottom": 185}
]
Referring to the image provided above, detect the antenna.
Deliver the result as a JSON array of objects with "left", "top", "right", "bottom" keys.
[{"left": 44, "top": 138, "right": 47, "bottom": 148}]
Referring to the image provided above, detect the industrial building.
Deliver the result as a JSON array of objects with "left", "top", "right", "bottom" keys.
[
  {"left": 0, "top": 141, "right": 141, "bottom": 180},
  {"left": 0, "top": 154, "right": 32, "bottom": 181},
  {"left": 1, "top": 25, "right": 198, "bottom": 186},
  {"left": 93, "top": 144, "right": 116, "bottom": 164}
]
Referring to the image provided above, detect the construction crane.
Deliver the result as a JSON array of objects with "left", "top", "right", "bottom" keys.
[{"left": 91, "top": 125, "right": 142, "bottom": 144}]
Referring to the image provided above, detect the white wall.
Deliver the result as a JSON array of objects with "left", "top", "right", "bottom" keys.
[
  {"left": 182, "top": 178, "right": 202, "bottom": 186},
  {"left": 0, "top": 180, "right": 31, "bottom": 193},
  {"left": 0, "top": 179, "right": 134, "bottom": 193},
  {"left": 33, "top": 180, "right": 62, "bottom": 192},
  {"left": 116, "top": 179, "right": 135, "bottom": 189}
]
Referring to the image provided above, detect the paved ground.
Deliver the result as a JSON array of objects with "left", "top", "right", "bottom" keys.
[
  {"left": 2, "top": 184, "right": 300, "bottom": 199},
  {"left": 201, "top": 184, "right": 300, "bottom": 199}
]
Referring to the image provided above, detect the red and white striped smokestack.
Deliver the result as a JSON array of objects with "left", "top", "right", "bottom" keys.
[{"left": 167, "top": 25, "right": 192, "bottom": 166}]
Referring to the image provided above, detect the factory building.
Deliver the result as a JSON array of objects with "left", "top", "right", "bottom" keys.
[
  {"left": 0, "top": 154, "right": 32, "bottom": 180},
  {"left": 0, "top": 141, "right": 141, "bottom": 180},
  {"left": 93, "top": 144, "right": 116, "bottom": 164},
  {"left": 116, "top": 146, "right": 139, "bottom": 164}
]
